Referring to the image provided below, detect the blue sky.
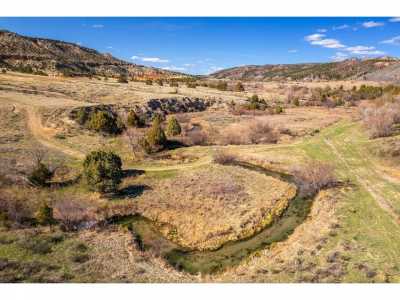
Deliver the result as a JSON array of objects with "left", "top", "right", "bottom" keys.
[{"left": 1, "top": 17, "right": 400, "bottom": 74}]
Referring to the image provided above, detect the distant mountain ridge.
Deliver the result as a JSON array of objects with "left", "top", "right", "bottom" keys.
[
  {"left": 0, "top": 30, "right": 184, "bottom": 79},
  {"left": 210, "top": 57, "right": 400, "bottom": 82}
]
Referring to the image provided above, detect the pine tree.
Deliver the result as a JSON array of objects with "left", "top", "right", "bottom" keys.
[{"left": 146, "top": 118, "right": 166, "bottom": 151}]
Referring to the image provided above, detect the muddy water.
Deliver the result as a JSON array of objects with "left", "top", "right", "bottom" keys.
[{"left": 113, "top": 162, "right": 314, "bottom": 274}]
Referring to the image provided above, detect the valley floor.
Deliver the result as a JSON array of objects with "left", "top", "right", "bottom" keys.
[{"left": 1, "top": 74, "right": 400, "bottom": 282}]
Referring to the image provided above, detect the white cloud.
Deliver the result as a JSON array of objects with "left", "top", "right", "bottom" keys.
[
  {"left": 305, "top": 33, "right": 345, "bottom": 48},
  {"left": 331, "top": 52, "right": 348, "bottom": 62},
  {"left": 305, "top": 33, "right": 325, "bottom": 42},
  {"left": 106, "top": 46, "right": 113, "bottom": 49},
  {"left": 381, "top": 36, "right": 400, "bottom": 45},
  {"left": 92, "top": 24, "right": 104, "bottom": 28},
  {"left": 389, "top": 17, "right": 400, "bottom": 22},
  {"left": 332, "top": 24, "right": 349, "bottom": 30},
  {"left": 317, "top": 28, "right": 327, "bottom": 33},
  {"left": 312, "top": 38, "right": 345, "bottom": 48},
  {"left": 288, "top": 49, "right": 298, "bottom": 53},
  {"left": 141, "top": 57, "right": 169, "bottom": 63},
  {"left": 362, "top": 21, "right": 384, "bottom": 28},
  {"left": 346, "top": 46, "right": 374, "bottom": 52},
  {"left": 131, "top": 55, "right": 169, "bottom": 63},
  {"left": 183, "top": 63, "right": 196, "bottom": 67},
  {"left": 162, "top": 65, "right": 186, "bottom": 71},
  {"left": 346, "top": 45, "right": 385, "bottom": 56}
]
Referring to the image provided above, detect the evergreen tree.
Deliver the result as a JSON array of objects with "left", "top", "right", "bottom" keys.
[{"left": 166, "top": 116, "right": 182, "bottom": 136}]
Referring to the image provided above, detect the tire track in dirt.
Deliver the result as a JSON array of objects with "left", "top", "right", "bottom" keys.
[
  {"left": 323, "top": 137, "right": 400, "bottom": 226},
  {"left": 24, "top": 106, "right": 85, "bottom": 159}
]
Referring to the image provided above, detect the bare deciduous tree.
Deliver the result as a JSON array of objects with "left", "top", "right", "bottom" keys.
[
  {"left": 291, "top": 161, "right": 337, "bottom": 198},
  {"left": 124, "top": 127, "right": 146, "bottom": 159}
]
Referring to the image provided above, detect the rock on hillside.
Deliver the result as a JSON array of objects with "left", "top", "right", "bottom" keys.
[
  {"left": 69, "top": 97, "right": 217, "bottom": 123},
  {"left": 0, "top": 30, "right": 184, "bottom": 79}
]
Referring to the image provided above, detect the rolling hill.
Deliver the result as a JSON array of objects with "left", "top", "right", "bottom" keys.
[
  {"left": 210, "top": 57, "right": 400, "bottom": 82},
  {"left": 0, "top": 30, "right": 184, "bottom": 79}
]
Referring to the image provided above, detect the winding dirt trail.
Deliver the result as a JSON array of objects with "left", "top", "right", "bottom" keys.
[
  {"left": 24, "top": 106, "right": 85, "bottom": 159},
  {"left": 23, "top": 105, "right": 213, "bottom": 171}
]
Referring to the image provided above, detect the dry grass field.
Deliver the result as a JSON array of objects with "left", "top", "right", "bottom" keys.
[{"left": 135, "top": 164, "right": 296, "bottom": 250}]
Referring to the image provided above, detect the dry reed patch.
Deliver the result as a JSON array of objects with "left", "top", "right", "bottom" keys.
[
  {"left": 77, "top": 228, "right": 194, "bottom": 282},
  {"left": 136, "top": 164, "right": 296, "bottom": 251}
]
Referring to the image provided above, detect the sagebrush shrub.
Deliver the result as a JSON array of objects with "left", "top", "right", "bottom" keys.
[
  {"left": 213, "top": 151, "right": 237, "bottom": 165},
  {"left": 220, "top": 119, "right": 278, "bottom": 145}
]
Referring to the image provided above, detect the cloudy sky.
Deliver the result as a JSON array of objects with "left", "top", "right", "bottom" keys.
[{"left": 1, "top": 17, "right": 400, "bottom": 74}]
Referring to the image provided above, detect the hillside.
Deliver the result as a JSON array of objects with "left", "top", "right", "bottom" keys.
[
  {"left": 0, "top": 30, "right": 184, "bottom": 79},
  {"left": 210, "top": 57, "right": 400, "bottom": 82}
]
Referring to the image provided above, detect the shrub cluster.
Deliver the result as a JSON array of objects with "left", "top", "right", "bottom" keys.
[
  {"left": 53, "top": 198, "right": 97, "bottom": 231},
  {"left": 28, "top": 163, "right": 53, "bottom": 187},
  {"left": 244, "top": 95, "right": 268, "bottom": 110},
  {"left": 212, "top": 151, "right": 237, "bottom": 165},
  {"left": 74, "top": 108, "right": 125, "bottom": 135},
  {"left": 220, "top": 119, "right": 278, "bottom": 145},
  {"left": 359, "top": 101, "right": 400, "bottom": 138},
  {"left": 87, "top": 111, "right": 125, "bottom": 134}
]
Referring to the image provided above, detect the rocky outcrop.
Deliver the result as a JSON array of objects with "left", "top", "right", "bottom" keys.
[
  {"left": 135, "top": 97, "right": 215, "bottom": 119},
  {"left": 69, "top": 97, "right": 217, "bottom": 123}
]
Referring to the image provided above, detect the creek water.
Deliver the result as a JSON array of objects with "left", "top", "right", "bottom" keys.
[{"left": 112, "top": 162, "right": 314, "bottom": 274}]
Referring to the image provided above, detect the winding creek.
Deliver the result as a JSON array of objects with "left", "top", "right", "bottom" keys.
[{"left": 111, "top": 162, "right": 315, "bottom": 274}]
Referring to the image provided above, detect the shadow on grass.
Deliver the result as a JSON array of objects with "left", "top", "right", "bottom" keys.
[
  {"left": 122, "top": 169, "right": 145, "bottom": 178},
  {"left": 164, "top": 139, "right": 188, "bottom": 150},
  {"left": 115, "top": 184, "right": 151, "bottom": 199}
]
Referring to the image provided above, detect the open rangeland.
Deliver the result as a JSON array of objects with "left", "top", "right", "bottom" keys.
[{"left": 1, "top": 69, "right": 400, "bottom": 283}]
